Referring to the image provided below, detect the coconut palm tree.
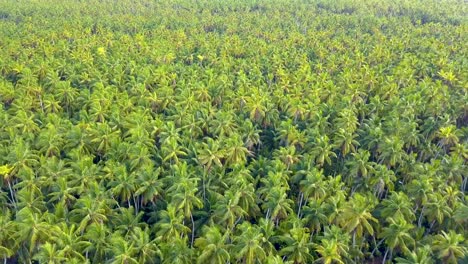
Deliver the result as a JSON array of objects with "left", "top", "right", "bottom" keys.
[
  {"left": 432, "top": 230, "right": 467, "bottom": 264},
  {"left": 194, "top": 225, "right": 230, "bottom": 264},
  {"left": 232, "top": 222, "right": 267, "bottom": 264}
]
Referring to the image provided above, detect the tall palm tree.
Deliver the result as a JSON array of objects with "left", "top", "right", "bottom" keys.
[
  {"left": 83, "top": 223, "right": 110, "bottom": 263},
  {"left": 232, "top": 222, "right": 267, "bottom": 264},
  {"left": 106, "top": 163, "right": 136, "bottom": 206},
  {"left": 311, "top": 135, "right": 337, "bottom": 168},
  {"left": 380, "top": 192, "right": 415, "bottom": 223},
  {"left": 211, "top": 190, "right": 247, "bottom": 229},
  {"left": 131, "top": 227, "right": 161, "bottom": 264},
  {"left": 297, "top": 167, "right": 327, "bottom": 216},
  {"left": 108, "top": 234, "right": 139, "bottom": 264},
  {"left": 160, "top": 236, "right": 194, "bottom": 264},
  {"left": 154, "top": 205, "right": 191, "bottom": 242},
  {"left": 432, "top": 230, "right": 467, "bottom": 264},
  {"left": 134, "top": 165, "right": 163, "bottom": 207},
  {"left": 337, "top": 193, "right": 377, "bottom": 247},
  {"left": 395, "top": 245, "right": 433, "bottom": 264},
  {"left": 15, "top": 208, "right": 58, "bottom": 256},
  {"left": 54, "top": 223, "right": 90, "bottom": 261},
  {"left": 262, "top": 186, "right": 294, "bottom": 225},
  {"left": 70, "top": 196, "right": 110, "bottom": 233},
  {"left": 223, "top": 134, "right": 252, "bottom": 168},
  {"left": 197, "top": 138, "right": 224, "bottom": 171},
  {"left": 194, "top": 225, "right": 230, "bottom": 264},
  {"left": 33, "top": 242, "right": 66, "bottom": 264},
  {"left": 279, "top": 227, "right": 314, "bottom": 263},
  {"left": 315, "top": 239, "right": 345, "bottom": 264},
  {"left": 167, "top": 163, "right": 203, "bottom": 247},
  {"left": 0, "top": 210, "right": 15, "bottom": 263},
  {"left": 379, "top": 216, "right": 415, "bottom": 263}
]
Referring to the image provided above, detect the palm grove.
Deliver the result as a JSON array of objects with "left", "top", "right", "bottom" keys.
[{"left": 0, "top": 0, "right": 467, "bottom": 263}]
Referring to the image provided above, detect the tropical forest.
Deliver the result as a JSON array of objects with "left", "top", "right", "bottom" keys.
[{"left": 0, "top": 0, "right": 467, "bottom": 263}]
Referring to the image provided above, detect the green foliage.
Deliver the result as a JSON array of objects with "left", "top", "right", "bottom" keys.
[{"left": 0, "top": 0, "right": 466, "bottom": 263}]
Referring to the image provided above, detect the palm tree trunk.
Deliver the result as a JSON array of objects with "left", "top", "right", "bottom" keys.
[
  {"left": 202, "top": 171, "right": 206, "bottom": 201},
  {"left": 462, "top": 176, "right": 467, "bottom": 194},
  {"left": 190, "top": 213, "right": 195, "bottom": 248},
  {"left": 418, "top": 205, "right": 425, "bottom": 228},
  {"left": 429, "top": 220, "right": 436, "bottom": 231},
  {"left": 7, "top": 181, "right": 16, "bottom": 208},
  {"left": 352, "top": 230, "right": 356, "bottom": 248},
  {"left": 297, "top": 192, "right": 304, "bottom": 217},
  {"left": 382, "top": 248, "right": 389, "bottom": 264},
  {"left": 133, "top": 196, "right": 139, "bottom": 214},
  {"left": 371, "top": 238, "right": 385, "bottom": 256},
  {"left": 39, "top": 95, "right": 44, "bottom": 113}
]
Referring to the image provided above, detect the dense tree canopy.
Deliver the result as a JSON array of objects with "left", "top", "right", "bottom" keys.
[{"left": 0, "top": 0, "right": 467, "bottom": 263}]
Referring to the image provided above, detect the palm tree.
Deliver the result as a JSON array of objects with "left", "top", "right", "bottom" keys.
[
  {"left": 83, "top": 223, "right": 110, "bottom": 263},
  {"left": 35, "top": 122, "right": 64, "bottom": 157},
  {"left": 194, "top": 225, "right": 230, "bottom": 264},
  {"left": 395, "top": 245, "right": 433, "bottom": 264},
  {"left": 337, "top": 193, "right": 377, "bottom": 247},
  {"left": 311, "top": 135, "right": 337, "bottom": 167},
  {"left": 88, "top": 122, "right": 120, "bottom": 156},
  {"left": 369, "top": 164, "right": 396, "bottom": 199},
  {"left": 240, "top": 119, "right": 261, "bottom": 151},
  {"left": 112, "top": 207, "right": 146, "bottom": 236},
  {"left": 131, "top": 227, "right": 161, "bottom": 264},
  {"left": 315, "top": 239, "right": 345, "bottom": 264},
  {"left": 160, "top": 137, "right": 187, "bottom": 164},
  {"left": 160, "top": 236, "right": 194, "bottom": 264},
  {"left": 276, "top": 120, "right": 307, "bottom": 148},
  {"left": 54, "top": 223, "right": 90, "bottom": 261},
  {"left": 108, "top": 234, "right": 139, "bottom": 264},
  {"left": 379, "top": 216, "right": 415, "bottom": 263},
  {"left": 432, "top": 230, "right": 467, "bottom": 264},
  {"left": 333, "top": 128, "right": 359, "bottom": 156},
  {"left": 209, "top": 111, "right": 238, "bottom": 137},
  {"left": 33, "top": 242, "right": 66, "bottom": 264},
  {"left": 302, "top": 200, "right": 328, "bottom": 236},
  {"left": 346, "top": 149, "right": 372, "bottom": 178},
  {"left": 167, "top": 163, "right": 203, "bottom": 247},
  {"left": 211, "top": 190, "right": 247, "bottom": 229},
  {"left": 258, "top": 218, "right": 277, "bottom": 256},
  {"left": 424, "top": 193, "right": 452, "bottom": 231},
  {"left": 48, "top": 177, "right": 78, "bottom": 210},
  {"left": 297, "top": 168, "right": 327, "bottom": 216},
  {"left": 154, "top": 205, "right": 191, "bottom": 242},
  {"left": 262, "top": 186, "right": 294, "bottom": 225},
  {"left": 55, "top": 81, "right": 78, "bottom": 114},
  {"left": 0, "top": 210, "right": 15, "bottom": 263},
  {"left": 70, "top": 196, "right": 110, "bottom": 233},
  {"left": 233, "top": 222, "right": 267, "bottom": 264},
  {"left": 223, "top": 134, "right": 252, "bottom": 168},
  {"left": 436, "top": 125, "right": 460, "bottom": 150},
  {"left": 247, "top": 93, "right": 267, "bottom": 124},
  {"left": 279, "top": 227, "right": 314, "bottom": 263},
  {"left": 106, "top": 163, "right": 136, "bottom": 206},
  {"left": 134, "top": 165, "right": 163, "bottom": 207},
  {"left": 318, "top": 225, "right": 350, "bottom": 261},
  {"left": 377, "top": 136, "right": 405, "bottom": 167},
  {"left": 273, "top": 146, "right": 301, "bottom": 171},
  {"left": 406, "top": 176, "right": 434, "bottom": 228},
  {"left": 15, "top": 208, "right": 58, "bottom": 255},
  {"left": 197, "top": 138, "right": 224, "bottom": 171},
  {"left": 380, "top": 192, "right": 416, "bottom": 223},
  {"left": 233, "top": 181, "right": 260, "bottom": 218}
]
